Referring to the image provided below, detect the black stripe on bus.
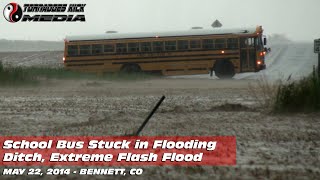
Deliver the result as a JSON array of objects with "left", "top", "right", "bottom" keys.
[
  {"left": 66, "top": 48, "right": 240, "bottom": 57},
  {"left": 65, "top": 53, "right": 239, "bottom": 63},
  {"left": 67, "top": 58, "right": 240, "bottom": 67},
  {"left": 166, "top": 69, "right": 185, "bottom": 72},
  {"left": 189, "top": 68, "right": 207, "bottom": 71},
  {"left": 66, "top": 63, "right": 104, "bottom": 67},
  {"left": 166, "top": 68, "right": 208, "bottom": 72},
  {"left": 112, "top": 58, "right": 233, "bottom": 64}
]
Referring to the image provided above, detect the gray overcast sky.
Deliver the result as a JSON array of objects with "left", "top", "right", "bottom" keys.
[{"left": 1, "top": 0, "right": 319, "bottom": 41}]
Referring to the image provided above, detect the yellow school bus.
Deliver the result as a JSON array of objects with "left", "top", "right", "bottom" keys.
[{"left": 63, "top": 26, "right": 267, "bottom": 78}]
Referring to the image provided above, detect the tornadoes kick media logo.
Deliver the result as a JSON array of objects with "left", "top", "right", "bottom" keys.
[
  {"left": 3, "top": 3, "right": 85, "bottom": 23},
  {"left": 3, "top": 2, "right": 23, "bottom": 23}
]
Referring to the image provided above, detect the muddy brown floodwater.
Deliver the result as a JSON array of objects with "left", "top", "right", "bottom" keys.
[{"left": 0, "top": 78, "right": 319, "bottom": 180}]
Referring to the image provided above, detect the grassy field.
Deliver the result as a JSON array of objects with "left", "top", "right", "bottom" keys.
[
  {"left": 0, "top": 62, "right": 38, "bottom": 86},
  {"left": 0, "top": 62, "right": 156, "bottom": 86}
]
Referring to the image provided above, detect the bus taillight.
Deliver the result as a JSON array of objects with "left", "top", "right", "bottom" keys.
[
  {"left": 63, "top": 57, "right": 66, "bottom": 62},
  {"left": 257, "top": 60, "right": 262, "bottom": 65}
]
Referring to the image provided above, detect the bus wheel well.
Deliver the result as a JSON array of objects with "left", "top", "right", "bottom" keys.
[
  {"left": 213, "top": 60, "right": 235, "bottom": 79},
  {"left": 120, "top": 63, "right": 141, "bottom": 73}
]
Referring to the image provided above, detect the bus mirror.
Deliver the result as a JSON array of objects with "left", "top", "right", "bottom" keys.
[{"left": 263, "top": 38, "right": 267, "bottom": 45}]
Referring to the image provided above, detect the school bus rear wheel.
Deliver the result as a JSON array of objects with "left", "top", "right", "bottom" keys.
[{"left": 121, "top": 64, "right": 141, "bottom": 73}]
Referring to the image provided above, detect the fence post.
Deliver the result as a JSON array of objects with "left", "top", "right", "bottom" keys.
[{"left": 134, "top": 96, "right": 165, "bottom": 136}]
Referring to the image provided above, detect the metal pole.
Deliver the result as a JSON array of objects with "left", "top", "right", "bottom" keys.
[{"left": 134, "top": 96, "right": 165, "bottom": 136}]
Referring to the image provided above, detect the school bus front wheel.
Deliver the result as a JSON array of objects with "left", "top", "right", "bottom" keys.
[{"left": 214, "top": 60, "right": 235, "bottom": 79}]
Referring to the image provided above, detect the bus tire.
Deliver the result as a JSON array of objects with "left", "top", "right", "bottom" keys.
[
  {"left": 121, "top": 63, "right": 141, "bottom": 73},
  {"left": 214, "top": 60, "right": 235, "bottom": 79}
]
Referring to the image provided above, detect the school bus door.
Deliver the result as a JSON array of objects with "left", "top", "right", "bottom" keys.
[{"left": 240, "top": 37, "right": 256, "bottom": 72}]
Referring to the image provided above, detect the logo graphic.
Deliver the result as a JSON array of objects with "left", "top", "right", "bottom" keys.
[
  {"left": 3, "top": 3, "right": 86, "bottom": 23},
  {"left": 3, "top": 2, "right": 23, "bottom": 23}
]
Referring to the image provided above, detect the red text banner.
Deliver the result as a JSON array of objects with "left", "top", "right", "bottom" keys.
[{"left": 0, "top": 136, "right": 236, "bottom": 166}]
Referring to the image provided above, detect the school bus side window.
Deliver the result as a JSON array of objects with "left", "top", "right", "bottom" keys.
[
  {"left": 178, "top": 40, "right": 189, "bottom": 50},
  {"left": 227, "top": 38, "right": 238, "bottom": 49},
  {"left": 128, "top": 42, "right": 139, "bottom": 53},
  {"left": 241, "top": 38, "right": 254, "bottom": 47},
  {"left": 190, "top": 40, "right": 201, "bottom": 49},
  {"left": 116, "top": 43, "right": 127, "bottom": 53},
  {"left": 67, "top": 45, "right": 78, "bottom": 56},
  {"left": 92, "top": 44, "right": 103, "bottom": 54},
  {"left": 165, "top": 41, "right": 177, "bottom": 51},
  {"left": 140, "top": 42, "right": 152, "bottom": 52},
  {"left": 247, "top": 38, "right": 255, "bottom": 47},
  {"left": 202, "top": 39, "right": 214, "bottom": 49},
  {"left": 153, "top": 41, "right": 164, "bottom": 52},
  {"left": 215, "top": 39, "right": 225, "bottom": 49},
  {"left": 104, "top": 44, "right": 114, "bottom": 53},
  {"left": 79, "top": 45, "right": 91, "bottom": 55}
]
